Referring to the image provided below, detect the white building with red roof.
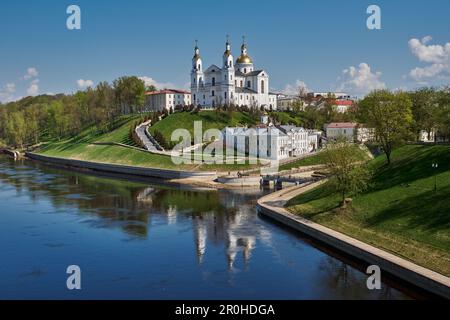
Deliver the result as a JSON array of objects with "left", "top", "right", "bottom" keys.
[
  {"left": 144, "top": 89, "right": 191, "bottom": 112},
  {"left": 331, "top": 99, "right": 354, "bottom": 113},
  {"left": 325, "top": 122, "right": 375, "bottom": 143}
]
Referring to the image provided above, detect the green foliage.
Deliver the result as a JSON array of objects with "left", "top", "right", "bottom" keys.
[
  {"left": 359, "top": 90, "right": 414, "bottom": 164},
  {"left": 0, "top": 76, "right": 146, "bottom": 148},
  {"left": 324, "top": 140, "right": 371, "bottom": 205}
]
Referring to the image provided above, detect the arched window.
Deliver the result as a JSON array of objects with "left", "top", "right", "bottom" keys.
[
  {"left": 261, "top": 80, "right": 265, "bottom": 93},
  {"left": 244, "top": 68, "right": 247, "bottom": 73},
  {"left": 212, "top": 77, "right": 215, "bottom": 86}
]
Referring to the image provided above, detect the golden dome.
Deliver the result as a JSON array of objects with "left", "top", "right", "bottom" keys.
[{"left": 236, "top": 55, "right": 253, "bottom": 64}]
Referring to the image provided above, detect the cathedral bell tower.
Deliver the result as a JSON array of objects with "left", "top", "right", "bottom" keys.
[
  {"left": 191, "top": 41, "right": 204, "bottom": 105},
  {"left": 222, "top": 35, "right": 235, "bottom": 105}
]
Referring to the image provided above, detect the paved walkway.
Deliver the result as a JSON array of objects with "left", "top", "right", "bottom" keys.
[{"left": 257, "top": 181, "right": 450, "bottom": 299}]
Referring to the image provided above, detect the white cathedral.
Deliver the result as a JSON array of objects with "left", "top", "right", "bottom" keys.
[{"left": 190, "top": 38, "right": 278, "bottom": 110}]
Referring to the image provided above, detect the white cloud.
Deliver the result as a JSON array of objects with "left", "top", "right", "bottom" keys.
[
  {"left": 138, "top": 76, "right": 175, "bottom": 90},
  {"left": 24, "top": 67, "right": 39, "bottom": 80},
  {"left": 0, "top": 83, "right": 16, "bottom": 103},
  {"left": 26, "top": 79, "right": 39, "bottom": 96},
  {"left": 77, "top": 79, "right": 94, "bottom": 89},
  {"left": 282, "top": 80, "right": 309, "bottom": 95},
  {"left": 408, "top": 36, "right": 450, "bottom": 81},
  {"left": 337, "top": 63, "right": 386, "bottom": 96}
]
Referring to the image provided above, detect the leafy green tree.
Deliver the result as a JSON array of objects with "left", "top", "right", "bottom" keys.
[
  {"left": 6, "top": 111, "right": 27, "bottom": 149},
  {"left": 325, "top": 140, "right": 371, "bottom": 208},
  {"left": 113, "top": 76, "right": 145, "bottom": 114},
  {"left": 359, "top": 90, "right": 414, "bottom": 164}
]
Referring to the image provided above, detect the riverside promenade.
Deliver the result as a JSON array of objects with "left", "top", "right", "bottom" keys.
[{"left": 257, "top": 182, "right": 450, "bottom": 299}]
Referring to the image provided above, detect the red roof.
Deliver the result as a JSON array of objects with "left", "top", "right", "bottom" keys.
[
  {"left": 326, "top": 122, "right": 358, "bottom": 129},
  {"left": 145, "top": 89, "right": 190, "bottom": 95},
  {"left": 332, "top": 100, "right": 353, "bottom": 106}
]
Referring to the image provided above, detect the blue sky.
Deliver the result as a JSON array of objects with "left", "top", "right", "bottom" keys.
[{"left": 1, "top": 0, "right": 450, "bottom": 102}]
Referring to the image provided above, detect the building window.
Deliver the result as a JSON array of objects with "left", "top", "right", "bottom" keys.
[
  {"left": 224, "top": 92, "right": 227, "bottom": 99},
  {"left": 193, "top": 94, "right": 196, "bottom": 101},
  {"left": 261, "top": 80, "right": 265, "bottom": 93},
  {"left": 240, "top": 80, "right": 243, "bottom": 87},
  {"left": 235, "top": 80, "right": 237, "bottom": 86},
  {"left": 230, "top": 75, "right": 233, "bottom": 80},
  {"left": 212, "top": 77, "right": 215, "bottom": 86},
  {"left": 247, "top": 81, "right": 251, "bottom": 88},
  {"left": 244, "top": 68, "right": 247, "bottom": 73},
  {"left": 212, "top": 90, "right": 215, "bottom": 97}
]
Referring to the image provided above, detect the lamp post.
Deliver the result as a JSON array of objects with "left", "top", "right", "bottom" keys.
[{"left": 432, "top": 163, "right": 438, "bottom": 192}]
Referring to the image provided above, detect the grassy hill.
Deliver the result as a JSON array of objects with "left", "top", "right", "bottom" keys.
[
  {"left": 37, "top": 114, "right": 197, "bottom": 170},
  {"left": 149, "top": 110, "right": 257, "bottom": 146},
  {"left": 287, "top": 144, "right": 450, "bottom": 276},
  {"left": 36, "top": 112, "right": 261, "bottom": 172},
  {"left": 279, "top": 146, "right": 370, "bottom": 171}
]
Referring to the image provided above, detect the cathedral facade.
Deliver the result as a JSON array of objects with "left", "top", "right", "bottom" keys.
[{"left": 190, "top": 39, "right": 277, "bottom": 110}]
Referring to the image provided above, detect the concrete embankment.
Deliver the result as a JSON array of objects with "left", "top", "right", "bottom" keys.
[
  {"left": 0, "top": 149, "right": 23, "bottom": 159},
  {"left": 257, "top": 182, "right": 450, "bottom": 299},
  {"left": 25, "top": 152, "right": 217, "bottom": 181}
]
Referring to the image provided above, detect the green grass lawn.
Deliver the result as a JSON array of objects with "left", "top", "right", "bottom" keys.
[
  {"left": 287, "top": 144, "right": 450, "bottom": 276},
  {"left": 149, "top": 110, "right": 257, "bottom": 145},
  {"left": 279, "top": 145, "right": 370, "bottom": 171},
  {"left": 270, "top": 111, "right": 303, "bottom": 126},
  {"left": 36, "top": 112, "right": 262, "bottom": 172}
]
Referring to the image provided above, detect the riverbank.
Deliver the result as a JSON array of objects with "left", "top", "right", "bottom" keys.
[
  {"left": 257, "top": 181, "right": 450, "bottom": 299},
  {"left": 286, "top": 145, "right": 450, "bottom": 277}
]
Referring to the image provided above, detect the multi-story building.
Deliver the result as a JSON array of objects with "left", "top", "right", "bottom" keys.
[
  {"left": 325, "top": 122, "right": 375, "bottom": 143},
  {"left": 222, "top": 125, "right": 319, "bottom": 161},
  {"left": 144, "top": 89, "right": 191, "bottom": 112}
]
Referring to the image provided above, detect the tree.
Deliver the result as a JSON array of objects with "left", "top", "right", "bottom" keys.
[
  {"left": 6, "top": 111, "right": 27, "bottom": 149},
  {"left": 409, "top": 87, "right": 441, "bottom": 140},
  {"left": 324, "top": 140, "right": 371, "bottom": 208},
  {"left": 359, "top": 90, "right": 413, "bottom": 164},
  {"left": 113, "top": 76, "right": 145, "bottom": 114}
]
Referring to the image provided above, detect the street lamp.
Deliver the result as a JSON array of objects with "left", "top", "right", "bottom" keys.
[{"left": 432, "top": 163, "right": 439, "bottom": 192}]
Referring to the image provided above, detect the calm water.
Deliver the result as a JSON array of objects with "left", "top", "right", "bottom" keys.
[{"left": 0, "top": 156, "right": 413, "bottom": 299}]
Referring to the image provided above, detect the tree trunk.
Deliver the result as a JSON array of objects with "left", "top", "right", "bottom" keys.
[{"left": 385, "top": 151, "right": 391, "bottom": 165}]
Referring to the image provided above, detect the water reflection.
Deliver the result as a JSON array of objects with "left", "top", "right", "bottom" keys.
[
  {"left": 0, "top": 157, "right": 270, "bottom": 269},
  {"left": 0, "top": 156, "right": 416, "bottom": 299}
]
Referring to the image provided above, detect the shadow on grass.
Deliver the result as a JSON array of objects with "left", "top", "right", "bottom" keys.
[
  {"left": 365, "top": 184, "right": 450, "bottom": 246},
  {"left": 369, "top": 145, "right": 450, "bottom": 192}
]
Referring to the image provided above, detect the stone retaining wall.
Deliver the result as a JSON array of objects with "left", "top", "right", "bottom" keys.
[
  {"left": 25, "top": 152, "right": 217, "bottom": 181},
  {"left": 257, "top": 188, "right": 450, "bottom": 299}
]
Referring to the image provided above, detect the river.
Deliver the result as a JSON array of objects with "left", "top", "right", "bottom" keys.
[{"left": 0, "top": 155, "right": 417, "bottom": 299}]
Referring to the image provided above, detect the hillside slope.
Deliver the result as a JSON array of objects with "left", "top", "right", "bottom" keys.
[{"left": 287, "top": 144, "right": 450, "bottom": 276}]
